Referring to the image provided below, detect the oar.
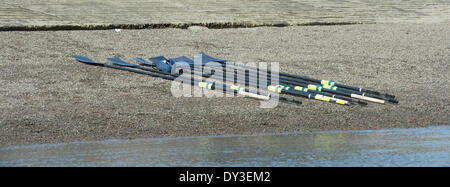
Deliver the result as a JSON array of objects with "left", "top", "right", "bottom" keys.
[{"left": 73, "top": 55, "right": 301, "bottom": 105}]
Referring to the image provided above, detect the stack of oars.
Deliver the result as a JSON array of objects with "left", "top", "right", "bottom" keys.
[{"left": 73, "top": 53, "right": 398, "bottom": 106}]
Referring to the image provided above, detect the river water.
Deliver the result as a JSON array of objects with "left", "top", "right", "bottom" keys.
[{"left": 0, "top": 126, "right": 449, "bottom": 166}]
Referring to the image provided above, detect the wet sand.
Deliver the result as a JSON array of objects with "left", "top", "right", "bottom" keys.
[{"left": 0, "top": 22, "right": 449, "bottom": 146}]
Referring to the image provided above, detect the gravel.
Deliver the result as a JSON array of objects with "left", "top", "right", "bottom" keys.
[{"left": 0, "top": 22, "right": 448, "bottom": 146}]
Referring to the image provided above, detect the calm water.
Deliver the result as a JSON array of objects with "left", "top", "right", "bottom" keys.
[{"left": 0, "top": 126, "right": 449, "bottom": 167}]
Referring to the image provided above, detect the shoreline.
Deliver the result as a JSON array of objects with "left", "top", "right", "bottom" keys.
[
  {"left": 2, "top": 125, "right": 447, "bottom": 149},
  {"left": 1, "top": 23, "right": 449, "bottom": 146},
  {"left": 0, "top": 21, "right": 362, "bottom": 32}
]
